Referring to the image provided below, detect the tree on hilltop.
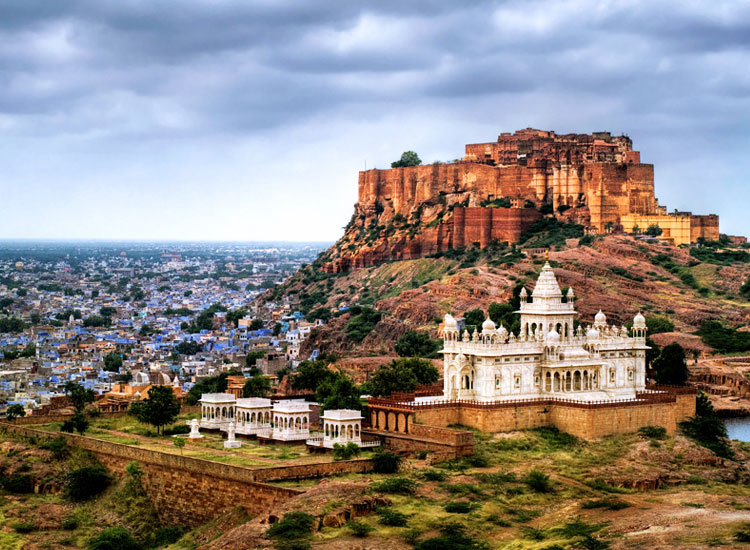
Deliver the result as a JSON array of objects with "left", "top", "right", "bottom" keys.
[
  {"left": 391, "top": 151, "right": 422, "bottom": 168},
  {"left": 395, "top": 330, "right": 441, "bottom": 359}
]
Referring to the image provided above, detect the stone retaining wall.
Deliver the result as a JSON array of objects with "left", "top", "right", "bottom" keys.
[{"left": 0, "top": 423, "right": 304, "bottom": 526}]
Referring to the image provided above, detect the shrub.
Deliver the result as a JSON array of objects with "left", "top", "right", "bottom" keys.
[
  {"left": 420, "top": 469, "right": 447, "bottom": 481},
  {"left": 332, "top": 442, "right": 361, "bottom": 461},
  {"left": 414, "top": 522, "right": 489, "bottom": 550},
  {"left": 348, "top": 521, "right": 373, "bottom": 537},
  {"left": 88, "top": 527, "right": 140, "bottom": 550},
  {"left": 378, "top": 508, "right": 408, "bottom": 527},
  {"left": 65, "top": 466, "right": 112, "bottom": 501},
  {"left": 638, "top": 426, "right": 667, "bottom": 440},
  {"left": 395, "top": 330, "right": 441, "bottom": 359},
  {"left": 266, "top": 512, "right": 315, "bottom": 541},
  {"left": 0, "top": 474, "right": 34, "bottom": 493},
  {"left": 524, "top": 470, "right": 553, "bottom": 493},
  {"left": 345, "top": 306, "right": 382, "bottom": 343},
  {"left": 62, "top": 517, "right": 79, "bottom": 530},
  {"left": 39, "top": 435, "right": 69, "bottom": 460},
  {"left": 372, "top": 449, "right": 402, "bottom": 474},
  {"left": 444, "top": 501, "right": 475, "bottom": 513},
  {"left": 372, "top": 477, "right": 417, "bottom": 495},
  {"left": 11, "top": 522, "right": 35, "bottom": 533},
  {"left": 581, "top": 497, "right": 630, "bottom": 511},
  {"left": 147, "top": 526, "right": 185, "bottom": 547}
]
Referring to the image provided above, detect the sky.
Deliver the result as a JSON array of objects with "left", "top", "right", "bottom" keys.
[{"left": 1, "top": 0, "right": 749, "bottom": 242}]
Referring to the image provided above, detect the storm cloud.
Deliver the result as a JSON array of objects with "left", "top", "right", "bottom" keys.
[{"left": 1, "top": 0, "right": 748, "bottom": 240}]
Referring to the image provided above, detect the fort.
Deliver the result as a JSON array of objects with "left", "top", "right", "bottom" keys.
[{"left": 325, "top": 129, "right": 719, "bottom": 272}]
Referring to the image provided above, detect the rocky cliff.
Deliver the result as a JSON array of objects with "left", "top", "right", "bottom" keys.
[{"left": 323, "top": 128, "right": 718, "bottom": 272}]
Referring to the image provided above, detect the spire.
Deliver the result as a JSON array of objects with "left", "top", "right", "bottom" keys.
[{"left": 531, "top": 262, "right": 562, "bottom": 299}]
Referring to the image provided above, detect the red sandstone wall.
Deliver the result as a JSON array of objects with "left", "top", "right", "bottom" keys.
[{"left": 690, "top": 215, "right": 720, "bottom": 242}]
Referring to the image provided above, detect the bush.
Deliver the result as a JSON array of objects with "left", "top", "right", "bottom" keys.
[
  {"left": 372, "top": 449, "right": 402, "bottom": 474},
  {"left": 65, "top": 466, "right": 112, "bottom": 501},
  {"left": 62, "top": 517, "right": 79, "bottom": 530},
  {"left": 348, "top": 521, "right": 373, "bottom": 537},
  {"left": 346, "top": 306, "right": 382, "bottom": 343},
  {"left": 638, "top": 426, "right": 667, "bottom": 440},
  {"left": 332, "top": 442, "right": 361, "bottom": 461},
  {"left": 11, "top": 522, "right": 35, "bottom": 533},
  {"left": 266, "top": 512, "right": 315, "bottom": 541},
  {"left": 414, "top": 522, "right": 489, "bottom": 550},
  {"left": 88, "top": 527, "right": 140, "bottom": 550},
  {"left": 581, "top": 497, "right": 630, "bottom": 511},
  {"left": 524, "top": 470, "right": 553, "bottom": 493},
  {"left": 146, "top": 526, "right": 185, "bottom": 547},
  {"left": 39, "top": 435, "right": 69, "bottom": 460},
  {"left": 378, "top": 508, "right": 408, "bottom": 527},
  {"left": 444, "top": 501, "right": 474, "bottom": 513},
  {"left": 371, "top": 477, "right": 417, "bottom": 495},
  {"left": 0, "top": 474, "right": 33, "bottom": 493},
  {"left": 420, "top": 469, "right": 447, "bottom": 481}
]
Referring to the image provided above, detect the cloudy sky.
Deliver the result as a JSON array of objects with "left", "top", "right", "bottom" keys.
[{"left": 1, "top": 0, "right": 748, "bottom": 242}]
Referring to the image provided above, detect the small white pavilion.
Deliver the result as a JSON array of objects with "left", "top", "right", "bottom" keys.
[
  {"left": 199, "top": 393, "right": 236, "bottom": 430},
  {"left": 271, "top": 401, "right": 311, "bottom": 441},
  {"left": 234, "top": 397, "right": 273, "bottom": 435},
  {"left": 321, "top": 409, "right": 362, "bottom": 449}
]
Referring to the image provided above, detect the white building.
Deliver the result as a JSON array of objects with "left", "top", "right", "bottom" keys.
[
  {"left": 199, "top": 393, "right": 236, "bottom": 430},
  {"left": 271, "top": 400, "right": 311, "bottom": 441},
  {"left": 234, "top": 397, "right": 272, "bottom": 435},
  {"left": 441, "top": 262, "right": 648, "bottom": 402},
  {"left": 321, "top": 409, "right": 362, "bottom": 448}
]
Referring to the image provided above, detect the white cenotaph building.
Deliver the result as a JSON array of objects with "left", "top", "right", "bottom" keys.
[{"left": 441, "top": 262, "right": 648, "bottom": 402}]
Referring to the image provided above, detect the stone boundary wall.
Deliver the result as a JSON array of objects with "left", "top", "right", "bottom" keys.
[
  {"left": 251, "top": 459, "right": 374, "bottom": 482},
  {"left": 410, "top": 393, "right": 696, "bottom": 440},
  {"left": 0, "top": 422, "right": 309, "bottom": 526}
]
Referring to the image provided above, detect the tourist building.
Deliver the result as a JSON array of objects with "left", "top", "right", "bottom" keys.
[{"left": 441, "top": 262, "right": 648, "bottom": 402}]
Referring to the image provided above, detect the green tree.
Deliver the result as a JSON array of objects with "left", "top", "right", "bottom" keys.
[
  {"left": 249, "top": 319, "right": 264, "bottom": 330},
  {"left": 61, "top": 411, "right": 89, "bottom": 434},
  {"left": 242, "top": 375, "right": 271, "bottom": 398},
  {"left": 645, "top": 315, "right": 674, "bottom": 334},
  {"left": 225, "top": 308, "right": 247, "bottom": 327},
  {"left": 176, "top": 340, "right": 202, "bottom": 355},
  {"left": 391, "top": 151, "right": 422, "bottom": 168},
  {"left": 245, "top": 350, "right": 266, "bottom": 367},
  {"left": 652, "top": 343, "right": 689, "bottom": 385},
  {"left": 185, "top": 373, "right": 228, "bottom": 405},
  {"left": 64, "top": 381, "right": 95, "bottom": 412},
  {"left": 463, "top": 308, "right": 485, "bottom": 332},
  {"left": 395, "top": 330, "right": 441, "bottom": 358},
  {"left": 316, "top": 374, "right": 361, "bottom": 411},
  {"left": 308, "top": 307, "right": 332, "bottom": 322},
  {"left": 346, "top": 306, "right": 382, "bottom": 343},
  {"left": 292, "top": 360, "right": 336, "bottom": 391},
  {"left": 103, "top": 352, "right": 123, "bottom": 373},
  {"left": 5, "top": 404, "right": 26, "bottom": 421},
  {"left": 132, "top": 386, "right": 181, "bottom": 435},
  {"left": 645, "top": 224, "right": 663, "bottom": 237},
  {"left": 173, "top": 437, "right": 186, "bottom": 456},
  {"left": 368, "top": 358, "right": 439, "bottom": 397}
]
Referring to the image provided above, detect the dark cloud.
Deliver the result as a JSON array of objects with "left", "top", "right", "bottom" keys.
[{"left": 0, "top": 0, "right": 748, "bottom": 240}]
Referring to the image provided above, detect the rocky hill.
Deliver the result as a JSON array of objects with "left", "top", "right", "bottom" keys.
[{"left": 271, "top": 233, "right": 750, "bottom": 358}]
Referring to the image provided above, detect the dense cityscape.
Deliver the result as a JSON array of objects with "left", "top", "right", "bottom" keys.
[{"left": 0, "top": 241, "right": 328, "bottom": 415}]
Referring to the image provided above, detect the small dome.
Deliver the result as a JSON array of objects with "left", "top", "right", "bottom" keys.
[
  {"left": 586, "top": 326, "right": 600, "bottom": 340},
  {"left": 497, "top": 323, "right": 508, "bottom": 338},
  {"left": 481, "top": 317, "right": 496, "bottom": 332},
  {"left": 594, "top": 310, "right": 607, "bottom": 325},
  {"left": 566, "top": 287, "right": 575, "bottom": 298},
  {"left": 633, "top": 311, "right": 646, "bottom": 329},
  {"left": 520, "top": 287, "right": 528, "bottom": 297},
  {"left": 546, "top": 328, "right": 560, "bottom": 342},
  {"left": 444, "top": 313, "right": 458, "bottom": 331}
]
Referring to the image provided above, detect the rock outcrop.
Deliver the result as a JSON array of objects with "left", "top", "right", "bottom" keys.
[{"left": 324, "top": 128, "right": 719, "bottom": 272}]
